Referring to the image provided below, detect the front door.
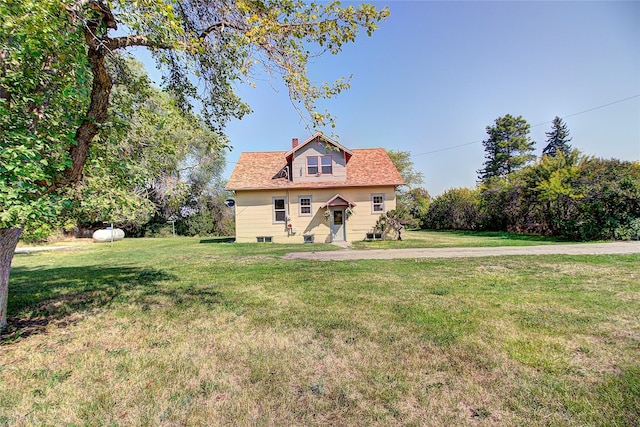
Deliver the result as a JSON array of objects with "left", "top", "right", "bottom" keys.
[{"left": 331, "top": 209, "right": 345, "bottom": 242}]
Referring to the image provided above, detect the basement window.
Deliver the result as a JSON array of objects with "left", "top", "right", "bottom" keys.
[{"left": 256, "top": 236, "right": 273, "bottom": 243}]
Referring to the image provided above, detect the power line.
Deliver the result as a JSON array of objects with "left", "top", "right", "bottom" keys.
[
  {"left": 412, "top": 94, "right": 640, "bottom": 157},
  {"left": 206, "top": 94, "right": 640, "bottom": 176}
]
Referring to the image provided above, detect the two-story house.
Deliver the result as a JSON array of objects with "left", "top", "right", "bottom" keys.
[{"left": 225, "top": 132, "right": 404, "bottom": 243}]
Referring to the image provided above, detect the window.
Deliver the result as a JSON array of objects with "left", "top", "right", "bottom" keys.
[
  {"left": 333, "top": 210, "right": 343, "bottom": 225},
  {"left": 307, "top": 157, "right": 318, "bottom": 175},
  {"left": 307, "top": 155, "right": 333, "bottom": 175},
  {"left": 299, "top": 196, "right": 312, "bottom": 216},
  {"left": 371, "top": 194, "right": 385, "bottom": 213},
  {"left": 256, "top": 236, "right": 273, "bottom": 243},
  {"left": 321, "top": 156, "right": 333, "bottom": 174},
  {"left": 273, "top": 197, "right": 286, "bottom": 223},
  {"left": 303, "top": 235, "right": 314, "bottom": 243}
]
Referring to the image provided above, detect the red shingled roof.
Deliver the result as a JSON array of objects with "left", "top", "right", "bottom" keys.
[{"left": 225, "top": 148, "right": 404, "bottom": 191}]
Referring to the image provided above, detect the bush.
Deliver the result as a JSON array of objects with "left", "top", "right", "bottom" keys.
[
  {"left": 424, "top": 188, "right": 481, "bottom": 230},
  {"left": 568, "top": 158, "right": 640, "bottom": 240},
  {"left": 614, "top": 218, "right": 640, "bottom": 241}
]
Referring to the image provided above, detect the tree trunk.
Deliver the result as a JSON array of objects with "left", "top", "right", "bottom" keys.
[
  {"left": 0, "top": 228, "right": 22, "bottom": 330},
  {"left": 66, "top": 44, "right": 111, "bottom": 184}
]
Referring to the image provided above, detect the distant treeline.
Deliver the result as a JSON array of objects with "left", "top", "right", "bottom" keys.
[{"left": 423, "top": 152, "right": 640, "bottom": 241}]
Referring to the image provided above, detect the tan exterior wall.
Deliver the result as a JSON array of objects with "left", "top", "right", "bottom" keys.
[
  {"left": 234, "top": 186, "right": 397, "bottom": 243},
  {"left": 290, "top": 140, "right": 347, "bottom": 183}
]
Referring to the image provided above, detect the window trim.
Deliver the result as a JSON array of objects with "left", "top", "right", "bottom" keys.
[
  {"left": 298, "top": 195, "right": 312, "bottom": 216},
  {"left": 273, "top": 197, "right": 287, "bottom": 223},
  {"left": 371, "top": 193, "right": 386, "bottom": 214}
]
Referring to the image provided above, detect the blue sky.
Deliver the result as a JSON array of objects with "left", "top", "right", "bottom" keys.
[{"left": 143, "top": 1, "right": 640, "bottom": 196}]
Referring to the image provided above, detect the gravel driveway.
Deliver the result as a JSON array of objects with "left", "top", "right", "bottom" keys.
[{"left": 282, "top": 241, "right": 640, "bottom": 261}]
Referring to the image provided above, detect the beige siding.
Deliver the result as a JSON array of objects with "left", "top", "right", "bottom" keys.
[
  {"left": 290, "top": 140, "right": 347, "bottom": 183},
  {"left": 234, "top": 186, "right": 396, "bottom": 243}
]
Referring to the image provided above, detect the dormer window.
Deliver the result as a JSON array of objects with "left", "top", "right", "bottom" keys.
[
  {"left": 321, "top": 156, "right": 333, "bottom": 174},
  {"left": 307, "top": 157, "right": 318, "bottom": 175},
  {"left": 307, "top": 155, "right": 333, "bottom": 176}
]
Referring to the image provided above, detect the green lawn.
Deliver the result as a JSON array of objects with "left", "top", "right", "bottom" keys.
[
  {"left": 2, "top": 237, "right": 639, "bottom": 426},
  {"left": 350, "top": 229, "right": 574, "bottom": 249}
]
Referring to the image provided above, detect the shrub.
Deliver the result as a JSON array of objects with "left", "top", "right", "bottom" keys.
[
  {"left": 424, "top": 188, "right": 481, "bottom": 230},
  {"left": 614, "top": 218, "right": 640, "bottom": 241}
]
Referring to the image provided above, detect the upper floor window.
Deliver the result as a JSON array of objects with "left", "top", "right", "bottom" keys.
[
  {"left": 273, "top": 197, "right": 286, "bottom": 223},
  {"left": 307, "top": 155, "right": 333, "bottom": 176},
  {"left": 299, "top": 196, "right": 312, "bottom": 216},
  {"left": 321, "top": 156, "right": 332, "bottom": 174},
  {"left": 371, "top": 194, "right": 385, "bottom": 213},
  {"left": 307, "top": 157, "right": 318, "bottom": 175}
]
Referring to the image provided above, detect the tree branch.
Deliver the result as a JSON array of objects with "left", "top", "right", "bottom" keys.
[
  {"left": 199, "top": 21, "right": 246, "bottom": 40},
  {"left": 65, "top": 44, "right": 111, "bottom": 184},
  {"left": 106, "top": 35, "right": 173, "bottom": 51}
]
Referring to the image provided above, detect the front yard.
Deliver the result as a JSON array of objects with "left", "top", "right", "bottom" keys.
[{"left": 1, "top": 236, "right": 638, "bottom": 425}]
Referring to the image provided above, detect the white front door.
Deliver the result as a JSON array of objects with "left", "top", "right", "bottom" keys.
[{"left": 331, "top": 209, "right": 345, "bottom": 242}]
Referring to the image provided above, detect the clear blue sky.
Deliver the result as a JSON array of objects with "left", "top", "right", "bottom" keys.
[{"left": 143, "top": 1, "right": 640, "bottom": 196}]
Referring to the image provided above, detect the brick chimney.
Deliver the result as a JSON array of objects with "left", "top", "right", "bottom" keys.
[{"left": 292, "top": 138, "right": 298, "bottom": 148}]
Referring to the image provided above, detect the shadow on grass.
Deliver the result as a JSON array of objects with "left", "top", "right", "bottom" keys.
[
  {"left": 199, "top": 237, "right": 235, "bottom": 244},
  {"left": 2, "top": 265, "right": 223, "bottom": 342}
]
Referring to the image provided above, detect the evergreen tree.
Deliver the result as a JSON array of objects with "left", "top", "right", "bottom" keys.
[
  {"left": 542, "top": 116, "right": 572, "bottom": 157},
  {"left": 477, "top": 114, "right": 536, "bottom": 181}
]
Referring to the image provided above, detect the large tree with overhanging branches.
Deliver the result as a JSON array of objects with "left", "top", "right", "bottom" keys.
[{"left": 0, "top": 0, "right": 389, "bottom": 329}]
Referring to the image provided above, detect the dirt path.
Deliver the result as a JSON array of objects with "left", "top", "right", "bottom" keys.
[{"left": 282, "top": 241, "right": 640, "bottom": 261}]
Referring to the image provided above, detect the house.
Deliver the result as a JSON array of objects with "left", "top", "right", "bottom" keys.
[{"left": 225, "top": 132, "right": 404, "bottom": 243}]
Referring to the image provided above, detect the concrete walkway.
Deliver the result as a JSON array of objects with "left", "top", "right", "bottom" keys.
[{"left": 282, "top": 241, "right": 640, "bottom": 261}]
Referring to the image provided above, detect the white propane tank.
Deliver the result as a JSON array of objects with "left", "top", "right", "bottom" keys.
[{"left": 92, "top": 228, "right": 125, "bottom": 243}]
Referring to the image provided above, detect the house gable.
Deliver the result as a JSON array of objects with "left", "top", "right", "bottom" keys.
[
  {"left": 289, "top": 137, "right": 348, "bottom": 183},
  {"left": 284, "top": 132, "right": 353, "bottom": 162}
]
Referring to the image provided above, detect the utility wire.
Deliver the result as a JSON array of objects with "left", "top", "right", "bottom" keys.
[
  {"left": 412, "top": 94, "right": 640, "bottom": 157},
  {"left": 213, "top": 94, "right": 640, "bottom": 176},
  {"left": 221, "top": 94, "right": 640, "bottom": 171}
]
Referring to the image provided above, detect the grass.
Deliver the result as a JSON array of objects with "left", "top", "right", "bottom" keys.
[
  {"left": 350, "top": 229, "right": 572, "bottom": 249},
  {"left": 1, "top": 236, "right": 639, "bottom": 426}
]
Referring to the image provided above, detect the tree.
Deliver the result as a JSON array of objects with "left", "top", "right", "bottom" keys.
[
  {"left": 542, "top": 116, "right": 572, "bottom": 158},
  {"left": 386, "top": 150, "right": 430, "bottom": 228},
  {"left": 424, "top": 187, "right": 481, "bottom": 231},
  {"left": 387, "top": 150, "right": 424, "bottom": 189},
  {"left": 71, "top": 59, "right": 228, "bottom": 234},
  {"left": 571, "top": 157, "right": 640, "bottom": 240},
  {"left": 175, "top": 182, "right": 236, "bottom": 237},
  {"left": 0, "top": 0, "right": 389, "bottom": 329},
  {"left": 477, "top": 114, "right": 536, "bottom": 181},
  {"left": 404, "top": 187, "right": 431, "bottom": 228}
]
